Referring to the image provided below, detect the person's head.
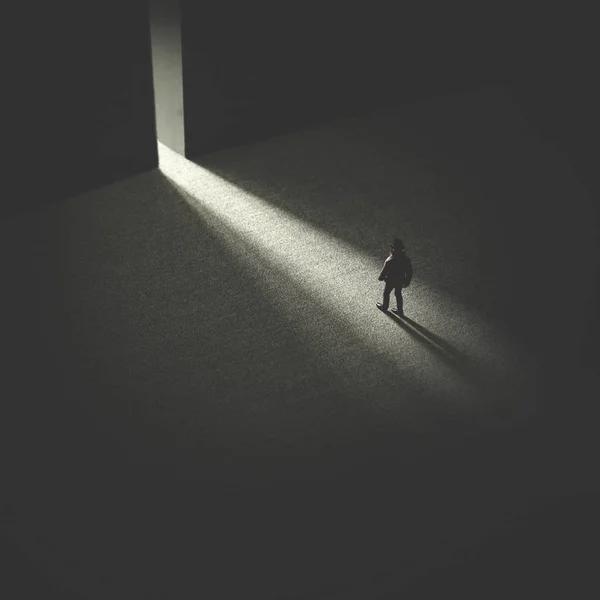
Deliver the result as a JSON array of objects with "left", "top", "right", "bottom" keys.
[{"left": 391, "top": 238, "right": 405, "bottom": 254}]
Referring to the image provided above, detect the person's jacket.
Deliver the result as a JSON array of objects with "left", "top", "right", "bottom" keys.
[{"left": 378, "top": 252, "right": 413, "bottom": 286}]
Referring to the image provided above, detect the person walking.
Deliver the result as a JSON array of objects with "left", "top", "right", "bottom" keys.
[{"left": 377, "top": 238, "right": 413, "bottom": 316}]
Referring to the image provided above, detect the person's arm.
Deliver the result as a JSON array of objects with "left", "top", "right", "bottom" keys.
[
  {"left": 378, "top": 257, "right": 390, "bottom": 281},
  {"left": 404, "top": 257, "right": 413, "bottom": 287}
]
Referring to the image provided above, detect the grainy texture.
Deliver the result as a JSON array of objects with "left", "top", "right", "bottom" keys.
[{"left": 1, "top": 88, "right": 598, "bottom": 599}]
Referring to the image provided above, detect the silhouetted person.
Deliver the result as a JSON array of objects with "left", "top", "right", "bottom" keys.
[{"left": 377, "top": 238, "right": 413, "bottom": 316}]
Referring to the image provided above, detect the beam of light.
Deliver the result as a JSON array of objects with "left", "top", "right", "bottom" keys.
[{"left": 158, "top": 142, "right": 537, "bottom": 423}]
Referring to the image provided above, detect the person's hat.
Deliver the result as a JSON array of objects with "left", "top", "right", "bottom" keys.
[{"left": 391, "top": 238, "right": 405, "bottom": 251}]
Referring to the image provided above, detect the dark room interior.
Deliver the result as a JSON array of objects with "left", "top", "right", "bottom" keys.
[{"left": 2, "top": 1, "right": 599, "bottom": 598}]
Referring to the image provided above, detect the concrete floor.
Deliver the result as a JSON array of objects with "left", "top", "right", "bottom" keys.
[{"left": 1, "top": 86, "right": 598, "bottom": 599}]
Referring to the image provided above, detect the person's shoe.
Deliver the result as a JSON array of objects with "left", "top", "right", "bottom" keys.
[
  {"left": 391, "top": 308, "right": 404, "bottom": 317},
  {"left": 376, "top": 302, "right": 388, "bottom": 311}
]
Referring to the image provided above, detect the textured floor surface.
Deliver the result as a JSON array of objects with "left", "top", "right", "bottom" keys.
[{"left": 1, "top": 87, "right": 598, "bottom": 599}]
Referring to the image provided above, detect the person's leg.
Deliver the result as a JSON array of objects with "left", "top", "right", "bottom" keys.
[
  {"left": 381, "top": 281, "right": 394, "bottom": 311},
  {"left": 394, "top": 285, "right": 404, "bottom": 315}
]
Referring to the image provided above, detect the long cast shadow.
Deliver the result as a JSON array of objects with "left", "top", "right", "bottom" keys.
[{"left": 385, "top": 311, "right": 489, "bottom": 387}]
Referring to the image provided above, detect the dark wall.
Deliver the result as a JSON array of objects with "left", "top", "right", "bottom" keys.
[
  {"left": 5, "top": 1, "right": 597, "bottom": 223},
  {"left": 4, "top": 1, "right": 158, "bottom": 218},
  {"left": 178, "top": 1, "right": 598, "bottom": 207},
  {"left": 180, "top": 2, "right": 505, "bottom": 156}
]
